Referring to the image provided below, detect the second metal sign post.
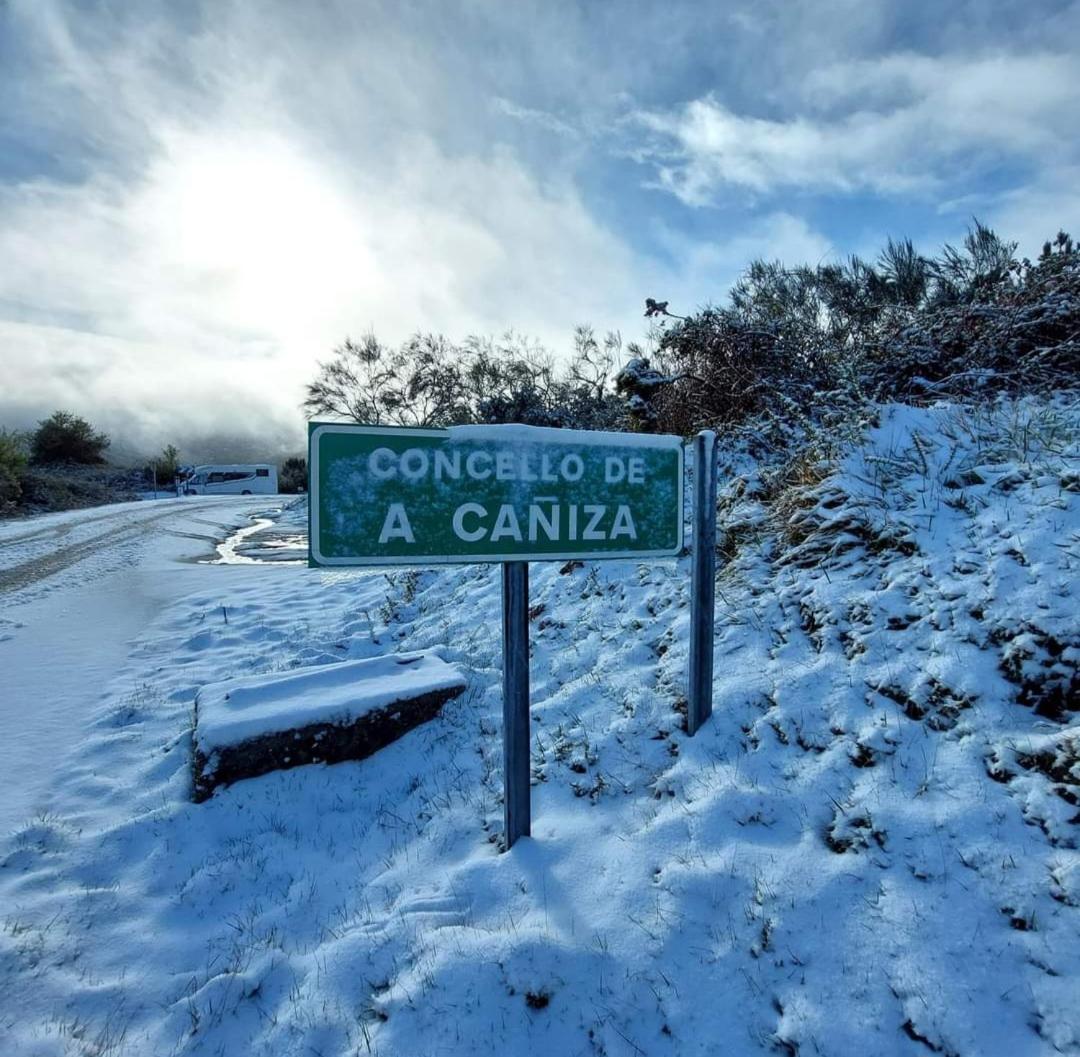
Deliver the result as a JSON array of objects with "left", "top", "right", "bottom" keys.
[{"left": 501, "top": 560, "right": 531, "bottom": 847}]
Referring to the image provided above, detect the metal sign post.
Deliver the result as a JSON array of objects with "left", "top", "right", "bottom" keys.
[
  {"left": 688, "top": 430, "right": 718, "bottom": 735},
  {"left": 501, "top": 561, "right": 530, "bottom": 846}
]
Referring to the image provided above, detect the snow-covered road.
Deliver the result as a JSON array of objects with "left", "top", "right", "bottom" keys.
[{"left": 0, "top": 498, "right": 283, "bottom": 834}]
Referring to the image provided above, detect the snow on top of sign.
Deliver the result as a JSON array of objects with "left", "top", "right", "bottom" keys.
[
  {"left": 446, "top": 422, "right": 682, "bottom": 447},
  {"left": 310, "top": 420, "right": 683, "bottom": 448},
  {"left": 195, "top": 651, "right": 466, "bottom": 753}
]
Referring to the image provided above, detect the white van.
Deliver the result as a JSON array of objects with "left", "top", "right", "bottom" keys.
[{"left": 185, "top": 464, "right": 278, "bottom": 495}]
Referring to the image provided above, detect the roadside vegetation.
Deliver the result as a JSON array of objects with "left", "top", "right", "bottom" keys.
[
  {"left": 0, "top": 413, "right": 303, "bottom": 517},
  {"left": 0, "top": 428, "right": 29, "bottom": 516},
  {"left": 278, "top": 455, "right": 307, "bottom": 494},
  {"left": 147, "top": 443, "right": 181, "bottom": 485},
  {"left": 307, "top": 222, "right": 1078, "bottom": 447},
  {"left": 305, "top": 326, "right": 624, "bottom": 431},
  {"left": 29, "top": 410, "right": 111, "bottom": 465}
]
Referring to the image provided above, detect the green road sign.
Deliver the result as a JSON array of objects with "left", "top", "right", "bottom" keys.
[{"left": 308, "top": 423, "right": 684, "bottom": 566}]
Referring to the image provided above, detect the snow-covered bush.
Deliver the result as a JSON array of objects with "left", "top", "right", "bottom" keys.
[
  {"left": 870, "top": 230, "right": 1079, "bottom": 400},
  {"left": 628, "top": 224, "right": 1078, "bottom": 437},
  {"left": 612, "top": 356, "right": 679, "bottom": 430}
]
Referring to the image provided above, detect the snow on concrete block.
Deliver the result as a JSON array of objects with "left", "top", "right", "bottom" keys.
[{"left": 192, "top": 651, "right": 467, "bottom": 801}]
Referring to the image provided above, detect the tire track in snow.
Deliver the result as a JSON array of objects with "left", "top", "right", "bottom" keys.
[
  {"left": 0, "top": 504, "right": 149, "bottom": 547},
  {"left": 0, "top": 502, "right": 255, "bottom": 597}
]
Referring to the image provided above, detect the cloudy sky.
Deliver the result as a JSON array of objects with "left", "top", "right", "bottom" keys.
[{"left": 1, "top": 0, "right": 1077, "bottom": 455}]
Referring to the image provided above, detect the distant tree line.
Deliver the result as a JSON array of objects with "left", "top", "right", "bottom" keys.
[
  {"left": 0, "top": 410, "right": 310, "bottom": 515},
  {"left": 306, "top": 222, "right": 1079, "bottom": 438},
  {"left": 0, "top": 411, "right": 114, "bottom": 513}
]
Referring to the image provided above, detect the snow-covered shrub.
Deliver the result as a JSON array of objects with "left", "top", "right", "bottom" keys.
[
  {"left": 870, "top": 230, "right": 1080, "bottom": 400},
  {"left": 641, "top": 306, "right": 841, "bottom": 435},
  {"left": 612, "top": 356, "right": 678, "bottom": 430},
  {"left": 627, "top": 224, "right": 1077, "bottom": 438}
]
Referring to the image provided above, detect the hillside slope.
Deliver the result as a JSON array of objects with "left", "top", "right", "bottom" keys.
[{"left": 1, "top": 398, "right": 1077, "bottom": 1057}]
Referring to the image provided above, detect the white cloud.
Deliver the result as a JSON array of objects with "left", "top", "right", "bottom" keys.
[
  {"left": 634, "top": 51, "right": 1080, "bottom": 205},
  {"left": 492, "top": 99, "right": 581, "bottom": 140},
  {"left": 17, "top": 1, "right": 1070, "bottom": 458},
  {"left": 0, "top": 123, "right": 657, "bottom": 450}
]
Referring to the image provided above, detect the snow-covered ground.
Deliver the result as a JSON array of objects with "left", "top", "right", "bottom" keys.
[
  {"left": 0, "top": 496, "right": 290, "bottom": 834},
  {"left": 1, "top": 400, "right": 1077, "bottom": 1056}
]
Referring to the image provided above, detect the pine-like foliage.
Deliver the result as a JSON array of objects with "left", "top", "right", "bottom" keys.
[
  {"left": 871, "top": 229, "right": 1079, "bottom": 398},
  {"left": 303, "top": 223, "right": 1077, "bottom": 439}
]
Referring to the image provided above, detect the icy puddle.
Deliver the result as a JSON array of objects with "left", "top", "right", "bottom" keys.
[{"left": 213, "top": 505, "right": 308, "bottom": 565}]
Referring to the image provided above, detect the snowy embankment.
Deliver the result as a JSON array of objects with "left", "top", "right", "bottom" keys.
[{"left": 1, "top": 400, "right": 1077, "bottom": 1056}]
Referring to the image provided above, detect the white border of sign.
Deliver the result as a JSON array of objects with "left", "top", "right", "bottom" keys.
[{"left": 309, "top": 423, "right": 685, "bottom": 566}]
